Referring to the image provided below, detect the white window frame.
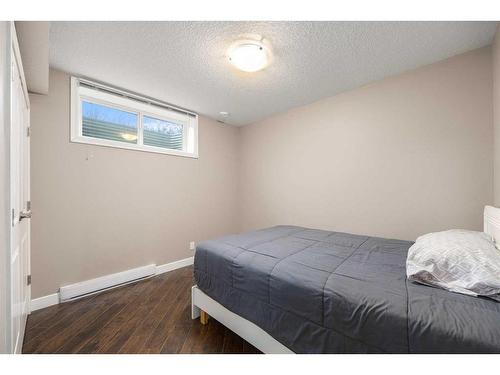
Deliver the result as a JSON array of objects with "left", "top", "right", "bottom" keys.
[{"left": 70, "top": 77, "right": 199, "bottom": 158}]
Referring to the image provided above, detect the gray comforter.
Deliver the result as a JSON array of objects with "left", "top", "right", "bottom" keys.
[{"left": 193, "top": 226, "right": 500, "bottom": 353}]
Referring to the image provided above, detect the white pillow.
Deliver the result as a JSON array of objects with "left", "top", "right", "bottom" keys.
[{"left": 406, "top": 229, "right": 500, "bottom": 301}]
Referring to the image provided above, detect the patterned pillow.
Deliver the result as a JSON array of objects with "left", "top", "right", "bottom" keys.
[{"left": 407, "top": 229, "right": 500, "bottom": 301}]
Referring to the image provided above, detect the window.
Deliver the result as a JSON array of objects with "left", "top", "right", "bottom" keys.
[{"left": 71, "top": 77, "right": 198, "bottom": 158}]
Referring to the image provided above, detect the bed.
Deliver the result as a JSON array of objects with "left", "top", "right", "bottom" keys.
[{"left": 191, "top": 207, "right": 500, "bottom": 353}]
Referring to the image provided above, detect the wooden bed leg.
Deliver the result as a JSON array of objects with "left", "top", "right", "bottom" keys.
[{"left": 200, "top": 310, "right": 209, "bottom": 325}]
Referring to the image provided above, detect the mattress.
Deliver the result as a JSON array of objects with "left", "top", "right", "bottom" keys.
[{"left": 193, "top": 226, "right": 500, "bottom": 353}]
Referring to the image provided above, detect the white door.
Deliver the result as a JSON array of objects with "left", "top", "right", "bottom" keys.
[{"left": 10, "top": 37, "right": 31, "bottom": 354}]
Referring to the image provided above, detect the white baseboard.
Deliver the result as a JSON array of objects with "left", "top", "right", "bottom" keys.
[
  {"left": 31, "top": 293, "right": 59, "bottom": 311},
  {"left": 30, "top": 256, "right": 195, "bottom": 312},
  {"left": 156, "top": 256, "right": 194, "bottom": 275}
]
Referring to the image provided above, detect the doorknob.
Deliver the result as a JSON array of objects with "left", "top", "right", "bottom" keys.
[{"left": 19, "top": 210, "right": 32, "bottom": 221}]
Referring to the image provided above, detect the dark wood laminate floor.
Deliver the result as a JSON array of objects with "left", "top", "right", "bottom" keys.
[{"left": 22, "top": 266, "right": 261, "bottom": 354}]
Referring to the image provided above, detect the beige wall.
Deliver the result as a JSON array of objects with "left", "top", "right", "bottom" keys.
[
  {"left": 31, "top": 47, "right": 495, "bottom": 299},
  {"left": 493, "top": 26, "right": 500, "bottom": 205},
  {"left": 30, "top": 69, "right": 240, "bottom": 298},
  {"left": 239, "top": 47, "right": 494, "bottom": 240}
]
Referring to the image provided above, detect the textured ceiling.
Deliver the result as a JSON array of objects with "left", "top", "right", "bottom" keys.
[{"left": 50, "top": 22, "right": 497, "bottom": 126}]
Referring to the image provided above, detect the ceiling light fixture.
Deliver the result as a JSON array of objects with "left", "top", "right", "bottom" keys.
[{"left": 228, "top": 40, "right": 270, "bottom": 73}]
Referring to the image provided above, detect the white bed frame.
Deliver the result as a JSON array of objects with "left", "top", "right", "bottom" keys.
[
  {"left": 191, "top": 205, "right": 500, "bottom": 354},
  {"left": 191, "top": 286, "right": 293, "bottom": 353}
]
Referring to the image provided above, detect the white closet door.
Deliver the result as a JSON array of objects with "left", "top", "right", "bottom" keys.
[{"left": 10, "top": 31, "right": 31, "bottom": 354}]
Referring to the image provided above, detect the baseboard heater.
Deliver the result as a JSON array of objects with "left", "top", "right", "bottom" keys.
[{"left": 59, "top": 264, "right": 156, "bottom": 302}]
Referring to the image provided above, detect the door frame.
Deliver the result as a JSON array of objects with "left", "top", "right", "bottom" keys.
[{"left": 5, "top": 21, "right": 31, "bottom": 354}]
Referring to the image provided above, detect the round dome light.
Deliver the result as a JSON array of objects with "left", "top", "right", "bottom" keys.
[{"left": 228, "top": 42, "right": 269, "bottom": 73}]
